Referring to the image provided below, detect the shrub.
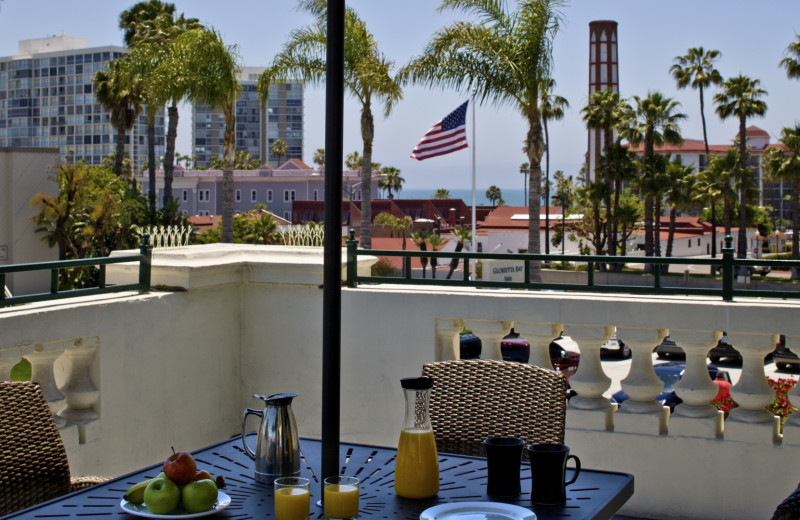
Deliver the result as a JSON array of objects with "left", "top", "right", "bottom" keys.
[
  {"left": 767, "top": 377, "right": 798, "bottom": 429},
  {"left": 371, "top": 257, "right": 397, "bottom": 277}
]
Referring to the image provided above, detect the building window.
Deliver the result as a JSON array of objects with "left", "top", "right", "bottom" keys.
[
  {"left": 283, "top": 211, "right": 290, "bottom": 220},
  {"left": 313, "top": 189, "right": 318, "bottom": 201},
  {"left": 688, "top": 239, "right": 692, "bottom": 248},
  {"left": 284, "top": 189, "right": 296, "bottom": 202},
  {"left": 267, "top": 189, "right": 273, "bottom": 202},
  {"left": 251, "top": 189, "right": 257, "bottom": 202},
  {"left": 697, "top": 238, "right": 701, "bottom": 246},
  {"left": 182, "top": 190, "right": 188, "bottom": 201},
  {"left": 198, "top": 189, "right": 210, "bottom": 202},
  {"left": 235, "top": 189, "right": 241, "bottom": 202}
]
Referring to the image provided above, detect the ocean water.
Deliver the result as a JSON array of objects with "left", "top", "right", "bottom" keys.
[{"left": 399, "top": 188, "right": 527, "bottom": 207}]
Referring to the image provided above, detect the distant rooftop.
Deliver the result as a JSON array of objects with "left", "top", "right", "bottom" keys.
[{"left": 17, "top": 35, "right": 87, "bottom": 55}]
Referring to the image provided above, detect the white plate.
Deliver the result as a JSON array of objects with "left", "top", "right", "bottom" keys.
[
  {"left": 420, "top": 501, "right": 536, "bottom": 520},
  {"left": 119, "top": 490, "right": 231, "bottom": 519}
]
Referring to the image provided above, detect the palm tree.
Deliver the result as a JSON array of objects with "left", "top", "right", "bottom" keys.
[
  {"left": 664, "top": 158, "right": 696, "bottom": 258},
  {"left": 485, "top": 185, "right": 503, "bottom": 207},
  {"left": 312, "top": 148, "right": 325, "bottom": 169},
  {"left": 119, "top": 0, "right": 203, "bottom": 209},
  {"left": 259, "top": 1, "right": 402, "bottom": 250},
  {"left": 714, "top": 75, "right": 768, "bottom": 258},
  {"left": 399, "top": 0, "right": 564, "bottom": 283},
  {"left": 540, "top": 78, "right": 568, "bottom": 255},
  {"left": 597, "top": 141, "right": 637, "bottom": 256},
  {"left": 620, "top": 91, "right": 686, "bottom": 261},
  {"left": 446, "top": 226, "right": 473, "bottom": 280},
  {"left": 670, "top": 47, "right": 723, "bottom": 159},
  {"left": 411, "top": 229, "right": 432, "bottom": 278},
  {"left": 762, "top": 124, "right": 800, "bottom": 279},
  {"left": 171, "top": 28, "right": 240, "bottom": 242},
  {"left": 780, "top": 35, "right": 800, "bottom": 79},
  {"left": 379, "top": 166, "right": 404, "bottom": 199},
  {"left": 93, "top": 62, "right": 142, "bottom": 182},
  {"left": 427, "top": 234, "right": 446, "bottom": 279},
  {"left": 519, "top": 162, "right": 529, "bottom": 206},
  {"left": 552, "top": 170, "right": 576, "bottom": 255},
  {"left": 271, "top": 138, "right": 288, "bottom": 166},
  {"left": 693, "top": 158, "right": 725, "bottom": 260},
  {"left": 581, "top": 88, "right": 626, "bottom": 259},
  {"left": 703, "top": 148, "right": 740, "bottom": 238},
  {"left": 432, "top": 188, "right": 451, "bottom": 200}
]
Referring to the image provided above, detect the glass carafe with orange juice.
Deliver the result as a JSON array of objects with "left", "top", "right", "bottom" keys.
[{"left": 394, "top": 377, "right": 439, "bottom": 499}]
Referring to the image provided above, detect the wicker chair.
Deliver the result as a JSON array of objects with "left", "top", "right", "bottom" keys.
[
  {"left": 0, "top": 381, "right": 107, "bottom": 515},
  {"left": 420, "top": 359, "right": 568, "bottom": 457}
]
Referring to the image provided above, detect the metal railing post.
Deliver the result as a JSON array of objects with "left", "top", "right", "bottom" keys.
[
  {"left": 722, "top": 235, "right": 734, "bottom": 301},
  {"left": 138, "top": 234, "right": 152, "bottom": 291},
  {"left": 346, "top": 229, "right": 358, "bottom": 288}
]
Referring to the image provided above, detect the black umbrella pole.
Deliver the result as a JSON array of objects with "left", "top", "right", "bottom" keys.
[{"left": 322, "top": 0, "right": 345, "bottom": 499}]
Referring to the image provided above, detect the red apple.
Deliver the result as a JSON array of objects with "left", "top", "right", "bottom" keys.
[
  {"left": 162, "top": 448, "right": 197, "bottom": 485},
  {"left": 194, "top": 470, "right": 213, "bottom": 482}
]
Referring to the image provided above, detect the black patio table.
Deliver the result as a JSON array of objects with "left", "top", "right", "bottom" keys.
[{"left": 4, "top": 435, "right": 633, "bottom": 520}]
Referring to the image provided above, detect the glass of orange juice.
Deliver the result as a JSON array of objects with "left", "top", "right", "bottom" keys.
[
  {"left": 274, "top": 477, "right": 310, "bottom": 520},
  {"left": 323, "top": 476, "right": 359, "bottom": 519}
]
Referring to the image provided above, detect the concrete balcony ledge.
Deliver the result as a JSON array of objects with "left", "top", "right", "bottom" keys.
[{"left": 108, "top": 244, "right": 376, "bottom": 289}]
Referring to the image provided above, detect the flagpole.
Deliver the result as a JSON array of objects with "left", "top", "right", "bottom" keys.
[{"left": 470, "top": 89, "right": 477, "bottom": 276}]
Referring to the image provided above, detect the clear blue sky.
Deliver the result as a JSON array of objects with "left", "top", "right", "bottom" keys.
[{"left": 2, "top": 0, "right": 800, "bottom": 195}]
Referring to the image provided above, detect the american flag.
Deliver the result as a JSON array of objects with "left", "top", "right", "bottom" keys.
[{"left": 410, "top": 101, "right": 469, "bottom": 161}]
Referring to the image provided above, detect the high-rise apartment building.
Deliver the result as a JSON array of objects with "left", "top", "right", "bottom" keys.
[
  {"left": 0, "top": 36, "right": 165, "bottom": 169},
  {"left": 192, "top": 67, "right": 303, "bottom": 168}
]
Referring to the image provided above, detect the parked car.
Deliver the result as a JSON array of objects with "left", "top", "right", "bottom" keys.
[
  {"left": 459, "top": 332, "right": 482, "bottom": 360},
  {"left": 708, "top": 332, "right": 740, "bottom": 363},
  {"left": 712, "top": 264, "right": 771, "bottom": 276},
  {"left": 654, "top": 335, "right": 683, "bottom": 359},
  {"left": 600, "top": 332, "right": 631, "bottom": 359},
  {"left": 772, "top": 335, "right": 799, "bottom": 371},
  {"left": 497, "top": 330, "right": 580, "bottom": 380},
  {"left": 611, "top": 361, "right": 719, "bottom": 412}
]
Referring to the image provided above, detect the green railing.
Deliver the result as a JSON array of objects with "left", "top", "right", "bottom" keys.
[
  {"left": 346, "top": 231, "right": 799, "bottom": 302},
  {"left": 0, "top": 236, "right": 152, "bottom": 308}
]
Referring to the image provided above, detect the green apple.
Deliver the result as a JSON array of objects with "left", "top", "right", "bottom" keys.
[
  {"left": 144, "top": 477, "right": 181, "bottom": 515},
  {"left": 181, "top": 479, "right": 218, "bottom": 513}
]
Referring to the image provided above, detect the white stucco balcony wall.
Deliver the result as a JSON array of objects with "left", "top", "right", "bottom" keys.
[{"left": 0, "top": 244, "right": 798, "bottom": 519}]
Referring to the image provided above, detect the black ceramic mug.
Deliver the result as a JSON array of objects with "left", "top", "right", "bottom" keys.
[
  {"left": 527, "top": 443, "right": 581, "bottom": 505},
  {"left": 483, "top": 437, "right": 525, "bottom": 497}
]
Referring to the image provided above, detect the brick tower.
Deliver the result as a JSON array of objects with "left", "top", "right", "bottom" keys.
[{"left": 586, "top": 20, "right": 619, "bottom": 183}]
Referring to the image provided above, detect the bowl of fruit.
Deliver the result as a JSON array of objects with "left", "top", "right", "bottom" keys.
[{"left": 120, "top": 448, "right": 231, "bottom": 518}]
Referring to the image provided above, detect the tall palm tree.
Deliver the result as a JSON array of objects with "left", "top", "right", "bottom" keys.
[
  {"left": 762, "top": 124, "right": 800, "bottom": 279},
  {"left": 485, "top": 185, "right": 503, "bottom": 206},
  {"left": 693, "top": 158, "right": 725, "bottom": 260},
  {"left": 312, "top": 148, "right": 325, "bottom": 169},
  {"left": 597, "top": 141, "right": 637, "bottom": 256},
  {"left": 552, "top": 169, "right": 576, "bottom": 255},
  {"left": 433, "top": 188, "right": 451, "bottom": 200},
  {"left": 714, "top": 75, "right": 768, "bottom": 258},
  {"left": 171, "top": 28, "right": 240, "bottom": 242},
  {"left": 620, "top": 91, "right": 686, "bottom": 261},
  {"left": 411, "top": 229, "right": 432, "bottom": 278},
  {"left": 540, "top": 78, "right": 568, "bottom": 255},
  {"left": 780, "top": 35, "right": 800, "bottom": 79},
  {"left": 670, "top": 47, "right": 723, "bottom": 159},
  {"left": 119, "top": 0, "right": 202, "bottom": 210},
  {"left": 664, "top": 158, "right": 696, "bottom": 258},
  {"left": 271, "top": 138, "right": 288, "bottom": 166},
  {"left": 581, "top": 88, "right": 626, "bottom": 259},
  {"left": 93, "top": 61, "right": 142, "bottom": 182},
  {"left": 259, "top": 1, "right": 402, "bottom": 250},
  {"left": 427, "top": 234, "right": 446, "bottom": 279},
  {"left": 704, "top": 148, "right": 740, "bottom": 238},
  {"left": 378, "top": 166, "right": 404, "bottom": 199},
  {"left": 446, "top": 226, "right": 473, "bottom": 280},
  {"left": 399, "top": 0, "right": 564, "bottom": 283}
]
